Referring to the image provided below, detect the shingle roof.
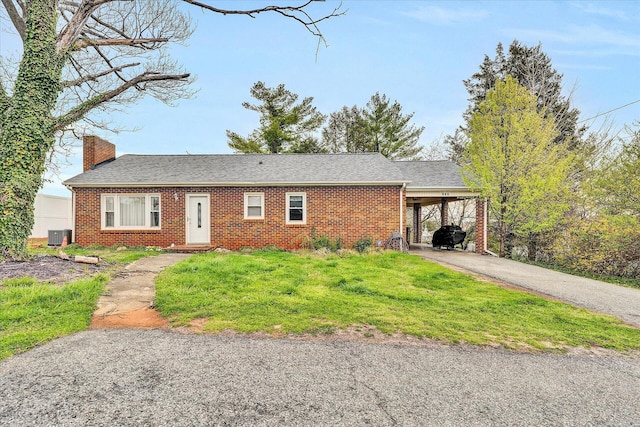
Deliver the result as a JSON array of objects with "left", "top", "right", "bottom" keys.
[
  {"left": 63, "top": 153, "right": 409, "bottom": 187},
  {"left": 64, "top": 153, "right": 470, "bottom": 190},
  {"left": 394, "top": 160, "right": 467, "bottom": 189}
]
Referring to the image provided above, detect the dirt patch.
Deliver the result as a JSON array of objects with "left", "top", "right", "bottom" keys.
[
  {"left": 0, "top": 255, "right": 109, "bottom": 284},
  {"left": 168, "top": 320, "right": 640, "bottom": 357},
  {"left": 175, "top": 321, "right": 465, "bottom": 348},
  {"left": 90, "top": 308, "right": 169, "bottom": 329}
]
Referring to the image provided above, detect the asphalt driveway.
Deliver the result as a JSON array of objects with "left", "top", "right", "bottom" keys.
[
  {"left": 412, "top": 247, "right": 640, "bottom": 328},
  {"left": 1, "top": 329, "right": 639, "bottom": 426}
]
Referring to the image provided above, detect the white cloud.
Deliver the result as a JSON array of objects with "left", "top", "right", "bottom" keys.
[
  {"left": 506, "top": 24, "right": 640, "bottom": 56},
  {"left": 402, "top": 5, "right": 490, "bottom": 25},
  {"left": 571, "top": 2, "right": 631, "bottom": 20}
]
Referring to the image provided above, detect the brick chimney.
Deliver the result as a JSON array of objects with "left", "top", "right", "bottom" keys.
[{"left": 83, "top": 135, "right": 116, "bottom": 172}]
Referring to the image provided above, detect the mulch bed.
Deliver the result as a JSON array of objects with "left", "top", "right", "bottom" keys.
[{"left": 0, "top": 255, "right": 109, "bottom": 283}]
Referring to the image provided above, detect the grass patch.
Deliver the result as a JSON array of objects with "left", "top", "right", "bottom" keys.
[
  {"left": 0, "top": 274, "right": 107, "bottom": 361},
  {"left": 155, "top": 251, "right": 640, "bottom": 352},
  {"left": 28, "top": 243, "right": 162, "bottom": 264}
]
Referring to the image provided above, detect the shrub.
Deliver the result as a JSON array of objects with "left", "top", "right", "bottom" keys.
[
  {"left": 353, "top": 236, "right": 373, "bottom": 253},
  {"left": 551, "top": 215, "right": 640, "bottom": 280},
  {"left": 302, "top": 229, "right": 344, "bottom": 252}
]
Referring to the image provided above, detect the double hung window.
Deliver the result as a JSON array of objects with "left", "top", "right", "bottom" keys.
[
  {"left": 286, "top": 193, "right": 306, "bottom": 224},
  {"left": 244, "top": 193, "right": 264, "bottom": 220}
]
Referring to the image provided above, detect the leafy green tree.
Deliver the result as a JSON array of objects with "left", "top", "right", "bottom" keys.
[
  {"left": 227, "top": 82, "right": 326, "bottom": 154},
  {"left": 0, "top": 1, "right": 342, "bottom": 260},
  {"left": 462, "top": 76, "right": 574, "bottom": 257},
  {"left": 593, "top": 122, "right": 640, "bottom": 217},
  {"left": 322, "top": 93, "right": 424, "bottom": 160}
]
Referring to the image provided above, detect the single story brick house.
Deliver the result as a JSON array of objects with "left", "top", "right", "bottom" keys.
[{"left": 63, "top": 136, "right": 486, "bottom": 252}]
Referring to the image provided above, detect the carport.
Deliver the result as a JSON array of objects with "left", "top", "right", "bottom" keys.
[{"left": 396, "top": 161, "right": 487, "bottom": 254}]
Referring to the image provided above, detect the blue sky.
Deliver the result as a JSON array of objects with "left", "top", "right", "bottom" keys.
[{"left": 1, "top": 1, "right": 639, "bottom": 196}]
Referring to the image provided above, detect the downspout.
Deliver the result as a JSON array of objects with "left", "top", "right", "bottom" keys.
[
  {"left": 65, "top": 185, "right": 76, "bottom": 244},
  {"left": 484, "top": 197, "right": 487, "bottom": 252},
  {"left": 400, "top": 183, "right": 406, "bottom": 233}
]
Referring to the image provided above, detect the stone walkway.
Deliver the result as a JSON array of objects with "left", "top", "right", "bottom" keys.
[
  {"left": 90, "top": 253, "right": 191, "bottom": 329},
  {"left": 411, "top": 246, "right": 640, "bottom": 328}
]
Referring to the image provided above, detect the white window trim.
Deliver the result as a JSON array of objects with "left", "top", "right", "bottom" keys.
[
  {"left": 286, "top": 192, "right": 306, "bottom": 225},
  {"left": 101, "top": 193, "right": 161, "bottom": 230},
  {"left": 244, "top": 192, "right": 265, "bottom": 220}
]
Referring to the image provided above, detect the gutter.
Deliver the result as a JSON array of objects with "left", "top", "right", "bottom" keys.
[{"left": 61, "top": 180, "right": 410, "bottom": 188}]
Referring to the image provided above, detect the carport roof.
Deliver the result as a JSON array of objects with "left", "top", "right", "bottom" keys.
[{"left": 395, "top": 160, "right": 467, "bottom": 189}]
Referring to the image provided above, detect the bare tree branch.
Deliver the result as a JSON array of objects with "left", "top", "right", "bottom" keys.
[
  {"left": 61, "top": 62, "right": 140, "bottom": 88},
  {"left": 87, "top": 12, "right": 129, "bottom": 39},
  {"left": 57, "top": 0, "right": 116, "bottom": 52},
  {"left": 181, "top": 0, "right": 345, "bottom": 37},
  {"left": 90, "top": 45, "right": 129, "bottom": 84},
  {"left": 54, "top": 71, "right": 190, "bottom": 131},
  {"left": 1, "top": 0, "right": 26, "bottom": 40},
  {"left": 74, "top": 37, "right": 169, "bottom": 49}
]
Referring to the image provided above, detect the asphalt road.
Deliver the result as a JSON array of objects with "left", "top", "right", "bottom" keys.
[
  {"left": 1, "top": 329, "right": 639, "bottom": 426},
  {"left": 413, "top": 247, "right": 640, "bottom": 328}
]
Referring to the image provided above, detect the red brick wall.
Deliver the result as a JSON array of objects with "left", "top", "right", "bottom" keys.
[
  {"left": 73, "top": 185, "right": 403, "bottom": 250},
  {"left": 83, "top": 136, "right": 116, "bottom": 172}
]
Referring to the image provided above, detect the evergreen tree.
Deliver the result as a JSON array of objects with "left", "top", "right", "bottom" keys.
[
  {"left": 227, "top": 82, "right": 326, "bottom": 154},
  {"left": 449, "top": 40, "right": 584, "bottom": 157},
  {"left": 322, "top": 93, "right": 424, "bottom": 160},
  {"left": 321, "top": 106, "right": 369, "bottom": 153}
]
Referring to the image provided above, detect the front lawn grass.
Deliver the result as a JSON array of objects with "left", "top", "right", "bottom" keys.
[
  {"left": 0, "top": 275, "right": 107, "bottom": 361},
  {"left": 155, "top": 251, "right": 640, "bottom": 352},
  {"left": 0, "top": 242, "right": 158, "bottom": 361}
]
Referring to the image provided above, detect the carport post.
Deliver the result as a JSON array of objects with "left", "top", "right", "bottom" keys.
[
  {"left": 440, "top": 198, "right": 449, "bottom": 227},
  {"left": 475, "top": 198, "right": 487, "bottom": 254},
  {"left": 413, "top": 203, "right": 421, "bottom": 243}
]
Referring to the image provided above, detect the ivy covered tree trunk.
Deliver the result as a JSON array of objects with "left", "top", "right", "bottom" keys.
[{"left": 0, "top": 0, "right": 64, "bottom": 260}]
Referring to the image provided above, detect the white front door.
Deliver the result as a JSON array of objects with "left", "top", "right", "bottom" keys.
[{"left": 186, "top": 194, "right": 210, "bottom": 245}]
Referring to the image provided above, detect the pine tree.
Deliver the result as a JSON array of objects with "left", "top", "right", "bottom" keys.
[
  {"left": 449, "top": 40, "right": 584, "bottom": 158},
  {"left": 322, "top": 93, "right": 424, "bottom": 160},
  {"left": 227, "top": 82, "right": 326, "bottom": 154}
]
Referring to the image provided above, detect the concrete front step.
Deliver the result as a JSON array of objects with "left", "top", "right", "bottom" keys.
[{"left": 167, "top": 245, "right": 215, "bottom": 253}]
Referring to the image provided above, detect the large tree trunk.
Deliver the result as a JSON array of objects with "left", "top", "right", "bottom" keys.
[
  {"left": 0, "top": 0, "right": 64, "bottom": 260},
  {"left": 527, "top": 233, "right": 539, "bottom": 262}
]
